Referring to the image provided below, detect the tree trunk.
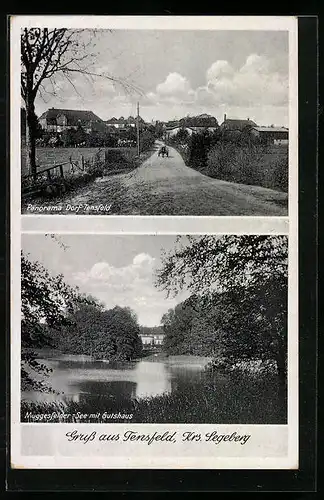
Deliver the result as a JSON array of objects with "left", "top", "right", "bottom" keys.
[{"left": 25, "top": 94, "right": 37, "bottom": 182}]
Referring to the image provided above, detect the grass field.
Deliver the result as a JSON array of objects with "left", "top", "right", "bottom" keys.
[
  {"left": 21, "top": 146, "right": 138, "bottom": 176},
  {"left": 21, "top": 146, "right": 154, "bottom": 213}
]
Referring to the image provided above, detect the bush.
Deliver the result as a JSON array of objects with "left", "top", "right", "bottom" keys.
[
  {"left": 188, "top": 132, "right": 209, "bottom": 171},
  {"left": 104, "top": 149, "right": 126, "bottom": 165},
  {"left": 268, "top": 153, "right": 289, "bottom": 192},
  {"left": 140, "top": 130, "right": 155, "bottom": 152},
  {"left": 206, "top": 142, "right": 288, "bottom": 191}
]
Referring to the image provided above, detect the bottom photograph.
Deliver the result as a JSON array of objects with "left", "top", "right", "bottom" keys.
[{"left": 20, "top": 233, "right": 288, "bottom": 425}]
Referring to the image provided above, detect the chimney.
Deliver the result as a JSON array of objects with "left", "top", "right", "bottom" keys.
[{"left": 224, "top": 113, "right": 227, "bottom": 122}]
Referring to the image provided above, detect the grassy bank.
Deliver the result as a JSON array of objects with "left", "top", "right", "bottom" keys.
[
  {"left": 205, "top": 143, "right": 288, "bottom": 192},
  {"left": 21, "top": 147, "right": 105, "bottom": 176},
  {"left": 169, "top": 140, "right": 288, "bottom": 193},
  {"left": 21, "top": 147, "right": 154, "bottom": 211},
  {"left": 21, "top": 370, "right": 286, "bottom": 424}
]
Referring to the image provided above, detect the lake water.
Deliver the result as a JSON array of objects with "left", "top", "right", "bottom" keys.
[{"left": 22, "top": 353, "right": 212, "bottom": 404}]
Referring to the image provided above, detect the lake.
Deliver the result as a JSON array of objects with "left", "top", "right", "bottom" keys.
[{"left": 22, "top": 353, "right": 212, "bottom": 405}]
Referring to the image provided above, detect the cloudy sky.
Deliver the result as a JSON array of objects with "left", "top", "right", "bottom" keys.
[
  {"left": 22, "top": 234, "right": 192, "bottom": 327},
  {"left": 34, "top": 29, "right": 289, "bottom": 126}
]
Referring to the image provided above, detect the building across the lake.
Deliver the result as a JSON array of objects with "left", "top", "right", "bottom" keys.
[
  {"left": 139, "top": 333, "right": 165, "bottom": 347},
  {"left": 39, "top": 108, "right": 106, "bottom": 133}
]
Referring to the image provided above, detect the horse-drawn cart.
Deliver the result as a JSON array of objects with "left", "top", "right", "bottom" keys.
[{"left": 158, "top": 145, "right": 169, "bottom": 158}]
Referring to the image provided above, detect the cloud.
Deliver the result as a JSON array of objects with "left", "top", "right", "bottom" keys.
[
  {"left": 206, "top": 60, "right": 234, "bottom": 81},
  {"left": 72, "top": 253, "right": 178, "bottom": 326},
  {"left": 145, "top": 54, "right": 288, "bottom": 114},
  {"left": 201, "top": 53, "right": 288, "bottom": 108},
  {"left": 148, "top": 72, "right": 195, "bottom": 105},
  {"left": 240, "top": 54, "right": 271, "bottom": 74},
  {"left": 74, "top": 253, "right": 155, "bottom": 287},
  {"left": 35, "top": 50, "right": 288, "bottom": 126},
  {"left": 156, "top": 72, "right": 192, "bottom": 96}
]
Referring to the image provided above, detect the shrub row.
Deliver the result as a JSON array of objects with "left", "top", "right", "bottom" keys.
[{"left": 168, "top": 130, "right": 288, "bottom": 192}]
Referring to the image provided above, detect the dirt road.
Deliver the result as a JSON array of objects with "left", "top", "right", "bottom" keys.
[{"left": 31, "top": 143, "right": 288, "bottom": 216}]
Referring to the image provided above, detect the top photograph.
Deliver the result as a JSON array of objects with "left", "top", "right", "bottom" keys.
[{"left": 19, "top": 25, "right": 292, "bottom": 216}]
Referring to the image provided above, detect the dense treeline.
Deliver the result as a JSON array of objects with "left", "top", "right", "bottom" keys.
[
  {"left": 161, "top": 295, "right": 222, "bottom": 357},
  {"left": 54, "top": 303, "right": 143, "bottom": 360},
  {"left": 34, "top": 125, "right": 156, "bottom": 151},
  {"left": 22, "top": 109, "right": 158, "bottom": 151},
  {"left": 157, "top": 235, "right": 288, "bottom": 392}
]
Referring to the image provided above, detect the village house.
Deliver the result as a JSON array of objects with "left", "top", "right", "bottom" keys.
[
  {"left": 251, "top": 126, "right": 289, "bottom": 145},
  {"left": 39, "top": 108, "right": 107, "bottom": 133},
  {"left": 165, "top": 125, "right": 194, "bottom": 139},
  {"left": 220, "top": 114, "right": 258, "bottom": 132},
  {"left": 220, "top": 114, "right": 288, "bottom": 144},
  {"left": 105, "top": 116, "right": 144, "bottom": 129},
  {"left": 180, "top": 113, "right": 219, "bottom": 132},
  {"left": 165, "top": 114, "right": 219, "bottom": 140}
]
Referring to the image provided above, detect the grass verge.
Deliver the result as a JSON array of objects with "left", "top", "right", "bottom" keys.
[{"left": 21, "top": 371, "right": 286, "bottom": 424}]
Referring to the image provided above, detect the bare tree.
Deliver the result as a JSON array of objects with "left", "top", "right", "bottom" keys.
[{"left": 21, "top": 28, "right": 142, "bottom": 179}]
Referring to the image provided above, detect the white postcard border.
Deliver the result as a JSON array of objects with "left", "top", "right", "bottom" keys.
[{"left": 10, "top": 15, "right": 298, "bottom": 470}]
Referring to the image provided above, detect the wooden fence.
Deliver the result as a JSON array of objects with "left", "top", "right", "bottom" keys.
[{"left": 22, "top": 151, "right": 104, "bottom": 197}]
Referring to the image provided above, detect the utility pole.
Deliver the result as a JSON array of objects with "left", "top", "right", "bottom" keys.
[{"left": 136, "top": 101, "right": 140, "bottom": 156}]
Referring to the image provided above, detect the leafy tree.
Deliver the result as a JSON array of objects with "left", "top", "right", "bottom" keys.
[
  {"left": 21, "top": 252, "right": 98, "bottom": 391},
  {"left": 74, "top": 124, "right": 87, "bottom": 145},
  {"left": 172, "top": 127, "right": 190, "bottom": 145},
  {"left": 153, "top": 121, "right": 164, "bottom": 139},
  {"left": 188, "top": 132, "right": 210, "bottom": 170},
  {"left": 56, "top": 304, "right": 142, "bottom": 361},
  {"left": 124, "top": 127, "right": 137, "bottom": 142},
  {"left": 140, "top": 130, "right": 155, "bottom": 152},
  {"left": 161, "top": 295, "right": 224, "bottom": 357},
  {"left": 162, "top": 299, "right": 197, "bottom": 355},
  {"left": 100, "top": 306, "right": 143, "bottom": 360},
  {"left": 21, "top": 28, "right": 141, "bottom": 179},
  {"left": 156, "top": 235, "right": 288, "bottom": 389}
]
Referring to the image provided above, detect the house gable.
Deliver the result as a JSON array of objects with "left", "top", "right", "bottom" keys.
[
  {"left": 40, "top": 108, "right": 105, "bottom": 131},
  {"left": 221, "top": 118, "right": 258, "bottom": 131}
]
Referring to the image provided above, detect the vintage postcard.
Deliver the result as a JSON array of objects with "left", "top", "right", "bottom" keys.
[{"left": 10, "top": 15, "right": 298, "bottom": 470}]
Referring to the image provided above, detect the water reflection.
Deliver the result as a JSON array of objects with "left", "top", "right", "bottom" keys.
[
  {"left": 134, "top": 361, "right": 171, "bottom": 398},
  {"left": 22, "top": 353, "right": 211, "bottom": 404}
]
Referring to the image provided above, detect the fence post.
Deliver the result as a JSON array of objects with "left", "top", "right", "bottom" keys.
[
  {"left": 59, "top": 165, "right": 64, "bottom": 178},
  {"left": 81, "top": 155, "right": 84, "bottom": 170},
  {"left": 69, "top": 155, "right": 74, "bottom": 174},
  {"left": 47, "top": 169, "right": 51, "bottom": 181}
]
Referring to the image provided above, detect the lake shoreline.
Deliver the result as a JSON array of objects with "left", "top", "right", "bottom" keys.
[{"left": 21, "top": 351, "right": 286, "bottom": 424}]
